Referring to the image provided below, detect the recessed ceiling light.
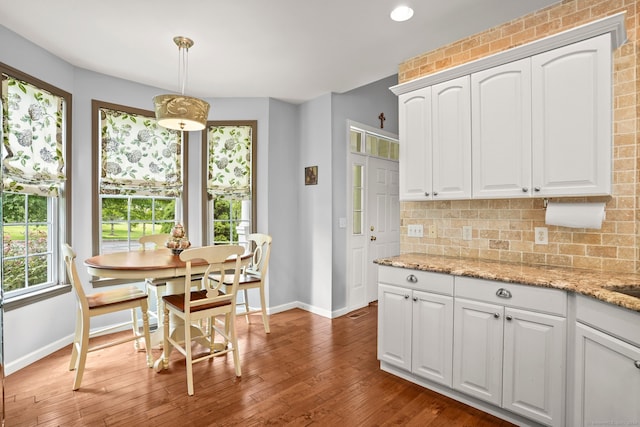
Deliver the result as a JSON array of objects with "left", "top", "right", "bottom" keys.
[{"left": 390, "top": 5, "right": 414, "bottom": 22}]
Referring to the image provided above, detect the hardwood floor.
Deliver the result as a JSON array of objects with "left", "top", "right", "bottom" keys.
[{"left": 5, "top": 305, "right": 515, "bottom": 426}]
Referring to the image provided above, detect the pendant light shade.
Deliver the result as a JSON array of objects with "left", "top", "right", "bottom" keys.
[{"left": 154, "top": 36, "right": 210, "bottom": 131}]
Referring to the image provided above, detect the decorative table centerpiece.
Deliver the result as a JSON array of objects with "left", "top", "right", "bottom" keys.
[{"left": 165, "top": 223, "right": 191, "bottom": 255}]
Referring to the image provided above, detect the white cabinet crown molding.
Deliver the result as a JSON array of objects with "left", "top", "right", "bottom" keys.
[{"left": 390, "top": 12, "right": 627, "bottom": 96}]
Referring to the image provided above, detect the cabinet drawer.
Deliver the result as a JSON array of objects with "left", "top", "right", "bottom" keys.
[
  {"left": 379, "top": 266, "right": 454, "bottom": 296},
  {"left": 455, "top": 276, "right": 567, "bottom": 316}
]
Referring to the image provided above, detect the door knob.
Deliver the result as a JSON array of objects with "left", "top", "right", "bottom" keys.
[{"left": 370, "top": 235, "right": 377, "bottom": 241}]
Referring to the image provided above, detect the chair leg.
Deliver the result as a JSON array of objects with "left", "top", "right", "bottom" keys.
[
  {"left": 131, "top": 307, "right": 141, "bottom": 350},
  {"left": 69, "top": 308, "right": 82, "bottom": 371},
  {"left": 72, "top": 313, "right": 90, "bottom": 390},
  {"left": 140, "top": 300, "right": 153, "bottom": 367},
  {"left": 160, "top": 305, "right": 170, "bottom": 370},
  {"left": 243, "top": 289, "right": 250, "bottom": 324},
  {"left": 229, "top": 314, "right": 241, "bottom": 377},
  {"left": 259, "top": 285, "right": 270, "bottom": 333},
  {"left": 184, "top": 319, "right": 195, "bottom": 396}
]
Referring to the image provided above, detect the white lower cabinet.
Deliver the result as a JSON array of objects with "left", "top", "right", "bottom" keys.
[
  {"left": 573, "top": 295, "right": 640, "bottom": 426},
  {"left": 378, "top": 267, "right": 454, "bottom": 387},
  {"left": 452, "top": 278, "right": 566, "bottom": 426}
]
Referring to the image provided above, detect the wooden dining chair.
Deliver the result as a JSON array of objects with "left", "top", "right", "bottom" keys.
[
  {"left": 138, "top": 233, "right": 171, "bottom": 331},
  {"left": 62, "top": 243, "right": 153, "bottom": 390},
  {"left": 155, "top": 244, "right": 244, "bottom": 396},
  {"left": 210, "top": 233, "right": 272, "bottom": 333}
]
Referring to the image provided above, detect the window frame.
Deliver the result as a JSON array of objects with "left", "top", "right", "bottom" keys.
[
  {"left": 91, "top": 100, "right": 189, "bottom": 286},
  {"left": 0, "top": 62, "right": 73, "bottom": 311},
  {"left": 201, "top": 120, "right": 257, "bottom": 245}
]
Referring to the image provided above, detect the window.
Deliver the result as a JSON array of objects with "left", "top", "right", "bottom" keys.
[
  {"left": 350, "top": 127, "right": 399, "bottom": 160},
  {"left": 92, "top": 100, "right": 186, "bottom": 258},
  {"left": 202, "top": 121, "right": 256, "bottom": 246},
  {"left": 1, "top": 64, "right": 72, "bottom": 305}
]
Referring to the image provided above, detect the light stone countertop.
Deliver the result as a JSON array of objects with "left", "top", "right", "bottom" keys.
[{"left": 375, "top": 253, "right": 640, "bottom": 313}]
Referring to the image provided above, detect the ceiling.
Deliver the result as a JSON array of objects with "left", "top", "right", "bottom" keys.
[{"left": 0, "top": 0, "right": 559, "bottom": 104}]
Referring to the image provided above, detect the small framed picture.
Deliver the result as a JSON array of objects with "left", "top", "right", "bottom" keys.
[{"left": 305, "top": 166, "right": 318, "bottom": 185}]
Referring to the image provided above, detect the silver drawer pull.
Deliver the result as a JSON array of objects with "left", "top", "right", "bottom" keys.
[
  {"left": 406, "top": 274, "right": 418, "bottom": 283},
  {"left": 404, "top": 294, "right": 410, "bottom": 299},
  {"left": 496, "top": 288, "right": 512, "bottom": 299},
  {"left": 635, "top": 360, "right": 640, "bottom": 369},
  {"left": 506, "top": 315, "right": 513, "bottom": 321},
  {"left": 493, "top": 313, "right": 500, "bottom": 319}
]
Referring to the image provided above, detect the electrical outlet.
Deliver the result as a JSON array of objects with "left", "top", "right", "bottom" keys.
[
  {"left": 462, "top": 226, "right": 472, "bottom": 241},
  {"left": 535, "top": 227, "right": 548, "bottom": 245},
  {"left": 408, "top": 224, "right": 423, "bottom": 237},
  {"left": 428, "top": 224, "right": 437, "bottom": 238}
]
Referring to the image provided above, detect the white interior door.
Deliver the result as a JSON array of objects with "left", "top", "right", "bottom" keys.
[
  {"left": 365, "top": 157, "right": 400, "bottom": 303},
  {"left": 347, "top": 123, "right": 399, "bottom": 312}
]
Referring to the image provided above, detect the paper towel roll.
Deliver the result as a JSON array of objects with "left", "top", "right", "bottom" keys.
[{"left": 545, "top": 202, "right": 606, "bottom": 229}]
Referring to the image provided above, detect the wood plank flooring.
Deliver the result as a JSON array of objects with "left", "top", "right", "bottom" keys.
[{"left": 5, "top": 305, "right": 515, "bottom": 426}]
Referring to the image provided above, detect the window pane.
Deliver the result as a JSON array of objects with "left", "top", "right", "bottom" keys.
[
  {"left": 390, "top": 142, "right": 400, "bottom": 160},
  {"left": 102, "top": 198, "right": 127, "bottom": 221},
  {"left": 353, "top": 212, "right": 362, "bottom": 235},
  {"left": 353, "top": 167, "right": 362, "bottom": 187},
  {"left": 131, "top": 198, "right": 153, "bottom": 221},
  {"left": 5, "top": 226, "right": 26, "bottom": 256},
  {"left": 27, "top": 195, "right": 47, "bottom": 222},
  {"left": 350, "top": 130, "right": 362, "bottom": 153},
  {"left": 3, "top": 193, "right": 25, "bottom": 222},
  {"left": 3, "top": 258, "right": 26, "bottom": 292},
  {"left": 365, "top": 135, "right": 378, "bottom": 156},
  {"left": 378, "top": 138, "right": 390, "bottom": 159},
  {"left": 27, "top": 254, "right": 49, "bottom": 286},
  {"left": 28, "top": 226, "right": 48, "bottom": 254}
]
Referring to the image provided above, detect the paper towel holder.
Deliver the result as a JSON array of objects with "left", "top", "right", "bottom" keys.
[{"left": 543, "top": 198, "right": 549, "bottom": 208}]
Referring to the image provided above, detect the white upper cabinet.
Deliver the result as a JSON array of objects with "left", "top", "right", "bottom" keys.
[
  {"left": 471, "top": 59, "right": 532, "bottom": 198},
  {"left": 398, "top": 87, "right": 432, "bottom": 201},
  {"left": 531, "top": 33, "right": 612, "bottom": 196},
  {"left": 432, "top": 76, "right": 472, "bottom": 200},
  {"left": 393, "top": 14, "right": 625, "bottom": 201}
]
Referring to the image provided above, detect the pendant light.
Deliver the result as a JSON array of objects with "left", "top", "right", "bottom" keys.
[{"left": 153, "top": 36, "right": 210, "bottom": 131}]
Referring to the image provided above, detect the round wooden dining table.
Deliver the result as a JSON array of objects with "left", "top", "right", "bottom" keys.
[{"left": 84, "top": 247, "right": 251, "bottom": 356}]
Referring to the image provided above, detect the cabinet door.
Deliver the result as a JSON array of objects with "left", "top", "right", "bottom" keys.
[
  {"left": 453, "top": 298, "right": 503, "bottom": 406},
  {"left": 531, "top": 33, "right": 612, "bottom": 196},
  {"left": 378, "top": 284, "right": 412, "bottom": 371},
  {"left": 412, "top": 290, "right": 453, "bottom": 387},
  {"left": 574, "top": 323, "right": 640, "bottom": 427},
  {"left": 398, "top": 87, "right": 432, "bottom": 201},
  {"left": 432, "top": 75, "right": 471, "bottom": 199},
  {"left": 472, "top": 58, "right": 532, "bottom": 199},
  {"left": 503, "top": 308, "right": 566, "bottom": 427}
]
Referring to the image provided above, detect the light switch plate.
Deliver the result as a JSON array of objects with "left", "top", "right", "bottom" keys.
[
  {"left": 428, "top": 224, "right": 437, "bottom": 238},
  {"left": 408, "top": 224, "right": 423, "bottom": 237}
]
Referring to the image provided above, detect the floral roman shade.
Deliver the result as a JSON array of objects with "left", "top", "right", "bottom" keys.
[
  {"left": 207, "top": 125, "right": 252, "bottom": 199},
  {"left": 99, "top": 107, "right": 183, "bottom": 197},
  {"left": 2, "top": 76, "right": 66, "bottom": 197}
]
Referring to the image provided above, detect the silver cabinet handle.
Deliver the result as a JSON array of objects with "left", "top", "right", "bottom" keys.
[
  {"left": 433, "top": 192, "right": 438, "bottom": 196},
  {"left": 425, "top": 192, "right": 430, "bottom": 196},
  {"left": 404, "top": 294, "right": 410, "bottom": 299},
  {"left": 506, "top": 315, "right": 513, "bottom": 321},
  {"left": 494, "top": 313, "right": 500, "bottom": 319},
  {"left": 413, "top": 297, "right": 418, "bottom": 302},
  {"left": 534, "top": 187, "right": 541, "bottom": 192},
  {"left": 496, "top": 288, "right": 512, "bottom": 299},
  {"left": 406, "top": 274, "right": 418, "bottom": 283},
  {"left": 635, "top": 360, "right": 640, "bottom": 369},
  {"left": 522, "top": 187, "right": 528, "bottom": 193}
]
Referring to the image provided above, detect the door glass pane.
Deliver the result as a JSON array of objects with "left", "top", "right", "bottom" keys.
[
  {"left": 352, "top": 165, "right": 363, "bottom": 235},
  {"left": 390, "top": 142, "right": 400, "bottom": 160},
  {"left": 350, "top": 130, "right": 362, "bottom": 153},
  {"left": 378, "top": 138, "right": 390, "bottom": 158},
  {"left": 366, "top": 135, "right": 378, "bottom": 156}
]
